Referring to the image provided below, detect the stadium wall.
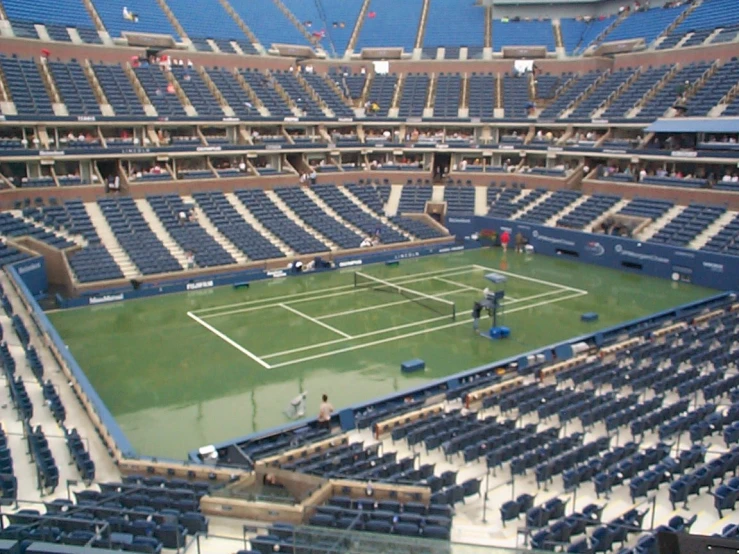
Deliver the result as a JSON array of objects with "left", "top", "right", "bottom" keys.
[
  {"left": 58, "top": 240, "right": 467, "bottom": 308},
  {"left": 445, "top": 215, "right": 739, "bottom": 290},
  {"left": 6, "top": 260, "right": 135, "bottom": 459}
]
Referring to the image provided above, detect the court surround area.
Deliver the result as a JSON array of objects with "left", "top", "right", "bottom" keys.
[{"left": 48, "top": 248, "right": 716, "bottom": 459}]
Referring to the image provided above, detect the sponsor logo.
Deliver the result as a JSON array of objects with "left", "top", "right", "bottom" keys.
[
  {"left": 671, "top": 150, "right": 697, "bottom": 158},
  {"left": 267, "top": 270, "right": 287, "bottom": 278},
  {"left": 673, "top": 251, "right": 695, "bottom": 259},
  {"left": 196, "top": 146, "right": 222, "bottom": 152},
  {"left": 222, "top": 117, "right": 240, "bottom": 122},
  {"left": 603, "top": 149, "right": 627, "bottom": 155},
  {"left": 338, "top": 260, "right": 362, "bottom": 268},
  {"left": 89, "top": 293, "right": 124, "bottom": 305},
  {"left": 615, "top": 246, "right": 669, "bottom": 264},
  {"left": 39, "top": 150, "right": 65, "bottom": 156},
  {"left": 77, "top": 115, "right": 96, "bottom": 122},
  {"left": 448, "top": 217, "right": 471, "bottom": 224},
  {"left": 17, "top": 261, "right": 42, "bottom": 275},
  {"left": 284, "top": 117, "right": 299, "bottom": 123},
  {"left": 265, "top": 144, "right": 282, "bottom": 151},
  {"left": 186, "top": 280, "right": 214, "bottom": 291},
  {"left": 532, "top": 230, "right": 575, "bottom": 247},
  {"left": 394, "top": 251, "right": 420, "bottom": 260},
  {"left": 338, "top": 118, "right": 353, "bottom": 123},
  {"left": 584, "top": 241, "right": 605, "bottom": 257},
  {"left": 702, "top": 261, "right": 724, "bottom": 273}
]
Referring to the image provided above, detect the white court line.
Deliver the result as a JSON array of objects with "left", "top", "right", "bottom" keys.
[
  {"left": 267, "top": 290, "right": 588, "bottom": 368},
  {"left": 187, "top": 311, "right": 272, "bottom": 369},
  {"left": 265, "top": 287, "right": 526, "bottom": 359},
  {"left": 199, "top": 267, "right": 484, "bottom": 320},
  {"left": 434, "top": 276, "right": 480, "bottom": 293},
  {"left": 432, "top": 276, "right": 520, "bottom": 302},
  {"left": 473, "top": 264, "right": 588, "bottom": 295},
  {"left": 192, "top": 265, "right": 481, "bottom": 315},
  {"left": 279, "top": 303, "right": 352, "bottom": 338},
  {"left": 317, "top": 286, "right": 473, "bottom": 320},
  {"left": 264, "top": 288, "right": 577, "bottom": 360},
  {"left": 262, "top": 313, "right": 454, "bottom": 359}
]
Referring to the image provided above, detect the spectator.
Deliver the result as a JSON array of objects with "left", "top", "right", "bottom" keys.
[{"left": 318, "top": 394, "right": 333, "bottom": 430}]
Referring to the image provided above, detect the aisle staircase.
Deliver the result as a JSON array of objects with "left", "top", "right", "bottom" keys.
[
  {"left": 183, "top": 195, "right": 248, "bottom": 264},
  {"left": 224, "top": 193, "right": 294, "bottom": 256},
  {"left": 339, "top": 186, "right": 414, "bottom": 240},
  {"left": 636, "top": 205, "right": 686, "bottom": 241},
  {"left": 266, "top": 190, "right": 338, "bottom": 249},
  {"left": 690, "top": 210, "right": 737, "bottom": 249},
  {"left": 83, "top": 202, "right": 140, "bottom": 278},
  {"left": 134, "top": 199, "right": 188, "bottom": 266}
]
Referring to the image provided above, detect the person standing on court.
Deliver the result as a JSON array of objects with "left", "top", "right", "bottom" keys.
[
  {"left": 500, "top": 229, "right": 511, "bottom": 253},
  {"left": 472, "top": 301, "right": 483, "bottom": 332},
  {"left": 318, "top": 394, "right": 333, "bottom": 431}
]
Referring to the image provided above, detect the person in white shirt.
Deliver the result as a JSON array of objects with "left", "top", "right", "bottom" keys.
[
  {"left": 317, "top": 394, "right": 333, "bottom": 430},
  {"left": 186, "top": 251, "right": 195, "bottom": 269}
]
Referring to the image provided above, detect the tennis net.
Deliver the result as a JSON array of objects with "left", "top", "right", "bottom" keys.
[{"left": 353, "top": 271, "right": 456, "bottom": 320}]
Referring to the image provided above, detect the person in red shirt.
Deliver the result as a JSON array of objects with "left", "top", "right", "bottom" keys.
[{"left": 500, "top": 230, "right": 511, "bottom": 253}]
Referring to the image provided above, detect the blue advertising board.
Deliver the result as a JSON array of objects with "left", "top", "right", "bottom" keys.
[
  {"left": 445, "top": 216, "right": 739, "bottom": 291},
  {"left": 13, "top": 257, "right": 48, "bottom": 298}
]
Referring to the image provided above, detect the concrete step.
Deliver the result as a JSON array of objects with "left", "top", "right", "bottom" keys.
[
  {"left": 83, "top": 202, "right": 140, "bottom": 279},
  {"left": 690, "top": 210, "right": 738, "bottom": 249},
  {"left": 386, "top": 185, "right": 403, "bottom": 216},
  {"left": 265, "top": 190, "right": 338, "bottom": 250},
  {"left": 338, "top": 186, "right": 414, "bottom": 240},
  {"left": 474, "top": 186, "right": 489, "bottom": 216},
  {"left": 224, "top": 193, "right": 294, "bottom": 257},
  {"left": 432, "top": 185, "right": 445, "bottom": 202},
  {"left": 134, "top": 199, "right": 188, "bottom": 266},
  {"left": 586, "top": 198, "right": 630, "bottom": 233},
  {"left": 637, "top": 205, "right": 686, "bottom": 241},
  {"left": 545, "top": 194, "right": 590, "bottom": 227},
  {"left": 184, "top": 195, "right": 248, "bottom": 264},
  {"left": 302, "top": 188, "right": 366, "bottom": 239}
]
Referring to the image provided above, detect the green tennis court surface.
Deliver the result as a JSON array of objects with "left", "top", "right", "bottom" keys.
[{"left": 48, "top": 249, "right": 715, "bottom": 459}]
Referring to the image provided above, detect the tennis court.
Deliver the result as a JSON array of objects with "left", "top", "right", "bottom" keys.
[
  {"left": 47, "top": 248, "right": 716, "bottom": 459},
  {"left": 187, "top": 264, "right": 588, "bottom": 369}
]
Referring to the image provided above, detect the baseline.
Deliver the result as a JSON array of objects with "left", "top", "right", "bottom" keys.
[
  {"left": 187, "top": 311, "right": 272, "bottom": 369},
  {"left": 473, "top": 264, "right": 588, "bottom": 294}
]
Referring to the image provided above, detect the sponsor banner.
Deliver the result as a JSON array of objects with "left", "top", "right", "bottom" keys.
[
  {"left": 267, "top": 270, "right": 287, "bottom": 278},
  {"left": 532, "top": 229, "right": 576, "bottom": 248},
  {"left": 14, "top": 257, "right": 47, "bottom": 297},
  {"left": 186, "top": 280, "right": 214, "bottom": 291},
  {"left": 472, "top": 215, "right": 739, "bottom": 291},
  {"left": 89, "top": 293, "right": 125, "bottom": 305},
  {"left": 614, "top": 244, "right": 670, "bottom": 264},
  {"left": 584, "top": 241, "right": 605, "bottom": 257},
  {"left": 338, "top": 259, "right": 363, "bottom": 268}
]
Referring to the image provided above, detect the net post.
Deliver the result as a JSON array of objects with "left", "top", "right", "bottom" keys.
[{"left": 353, "top": 271, "right": 358, "bottom": 289}]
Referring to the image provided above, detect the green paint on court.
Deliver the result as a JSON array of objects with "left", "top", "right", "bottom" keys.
[{"left": 48, "top": 249, "right": 715, "bottom": 459}]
